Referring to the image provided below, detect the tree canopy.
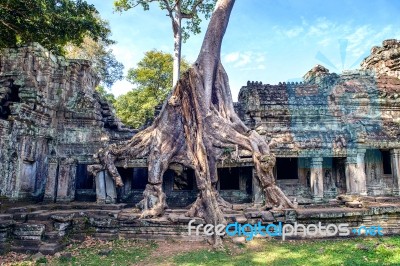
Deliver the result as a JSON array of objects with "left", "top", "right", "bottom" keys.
[
  {"left": 0, "top": 0, "right": 113, "bottom": 55},
  {"left": 114, "top": 0, "right": 216, "bottom": 87},
  {"left": 114, "top": 50, "right": 190, "bottom": 128},
  {"left": 65, "top": 36, "right": 124, "bottom": 88},
  {"left": 95, "top": 85, "right": 116, "bottom": 104},
  {"left": 114, "top": 0, "right": 216, "bottom": 41}
]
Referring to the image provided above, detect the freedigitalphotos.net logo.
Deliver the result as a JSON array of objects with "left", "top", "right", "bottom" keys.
[{"left": 188, "top": 220, "right": 384, "bottom": 241}]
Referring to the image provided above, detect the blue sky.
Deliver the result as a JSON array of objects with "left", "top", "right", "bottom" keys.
[{"left": 87, "top": 0, "right": 400, "bottom": 101}]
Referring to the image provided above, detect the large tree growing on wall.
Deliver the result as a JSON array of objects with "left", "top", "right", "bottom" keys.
[{"left": 90, "top": 0, "right": 294, "bottom": 246}]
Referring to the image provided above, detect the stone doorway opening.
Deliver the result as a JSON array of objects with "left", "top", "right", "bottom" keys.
[
  {"left": 75, "top": 164, "right": 96, "bottom": 202},
  {"left": 217, "top": 167, "right": 253, "bottom": 203}
]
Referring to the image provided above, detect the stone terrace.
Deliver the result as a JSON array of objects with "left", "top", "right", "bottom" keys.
[{"left": 1, "top": 197, "right": 400, "bottom": 254}]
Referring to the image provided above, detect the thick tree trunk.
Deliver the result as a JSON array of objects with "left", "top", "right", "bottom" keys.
[
  {"left": 89, "top": 0, "right": 295, "bottom": 247},
  {"left": 172, "top": 5, "right": 182, "bottom": 88}
]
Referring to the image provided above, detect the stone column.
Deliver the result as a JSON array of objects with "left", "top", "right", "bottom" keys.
[
  {"left": 357, "top": 150, "right": 367, "bottom": 195},
  {"left": 252, "top": 168, "right": 263, "bottom": 204},
  {"left": 56, "top": 158, "right": 77, "bottom": 202},
  {"left": 17, "top": 136, "right": 37, "bottom": 199},
  {"left": 298, "top": 158, "right": 309, "bottom": 187},
  {"left": 104, "top": 172, "right": 117, "bottom": 204},
  {"left": 310, "top": 157, "right": 323, "bottom": 202},
  {"left": 345, "top": 150, "right": 367, "bottom": 195},
  {"left": 95, "top": 171, "right": 106, "bottom": 203},
  {"left": 43, "top": 157, "right": 59, "bottom": 202},
  {"left": 391, "top": 149, "right": 400, "bottom": 196}
]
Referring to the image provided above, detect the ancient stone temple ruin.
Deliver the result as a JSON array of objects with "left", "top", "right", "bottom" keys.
[
  {"left": 1, "top": 40, "right": 400, "bottom": 254},
  {"left": 1, "top": 40, "right": 400, "bottom": 207}
]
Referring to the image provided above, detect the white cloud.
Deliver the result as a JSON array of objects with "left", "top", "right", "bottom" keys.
[
  {"left": 223, "top": 51, "right": 266, "bottom": 69},
  {"left": 224, "top": 51, "right": 240, "bottom": 63},
  {"left": 345, "top": 26, "right": 371, "bottom": 57},
  {"left": 272, "top": 17, "right": 400, "bottom": 70},
  {"left": 234, "top": 52, "right": 251, "bottom": 67},
  {"left": 307, "top": 17, "right": 335, "bottom": 36},
  {"left": 255, "top": 56, "right": 265, "bottom": 63},
  {"left": 318, "top": 38, "right": 331, "bottom": 47},
  {"left": 285, "top": 26, "right": 304, "bottom": 38},
  {"left": 110, "top": 80, "right": 133, "bottom": 97},
  {"left": 111, "top": 45, "right": 139, "bottom": 73}
]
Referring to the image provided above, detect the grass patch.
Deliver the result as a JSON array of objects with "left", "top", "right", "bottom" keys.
[
  {"left": 2, "top": 236, "right": 400, "bottom": 265},
  {"left": 173, "top": 237, "right": 400, "bottom": 266},
  {"left": 52, "top": 238, "right": 158, "bottom": 266}
]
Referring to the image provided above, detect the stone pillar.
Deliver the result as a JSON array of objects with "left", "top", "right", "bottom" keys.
[
  {"left": 345, "top": 150, "right": 367, "bottom": 195},
  {"left": 95, "top": 171, "right": 106, "bottom": 203},
  {"left": 357, "top": 150, "right": 367, "bottom": 195},
  {"left": 391, "top": 149, "right": 400, "bottom": 196},
  {"left": 252, "top": 168, "right": 263, "bottom": 204},
  {"left": 43, "top": 157, "right": 59, "bottom": 202},
  {"left": 104, "top": 172, "right": 117, "bottom": 203},
  {"left": 56, "top": 158, "right": 77, "bottom": 202},
  {"left": 17, "top": 136, "right": 37, "bottom": 199},
  {"left": 298, "top": 158, "right": 309, "bottom": 187},
  {"left": 18, "top": 161, "right": 37, "bottom": 198},
  {"left": 310, "top": 157, "right": 323, "bottom": 202}
]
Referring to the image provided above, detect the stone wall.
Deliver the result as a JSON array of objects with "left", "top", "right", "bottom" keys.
[{"left": 0, "top": 43, "right": 133, "bottom": 202}]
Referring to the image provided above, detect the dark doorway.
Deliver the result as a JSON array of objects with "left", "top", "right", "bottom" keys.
[
  {"left": 218, "top": 167, "right": 253, "bottom": 203},
  {"left": 116, "top": 167, "right": 148, "bottom": 190},
  {"left": 75, "top": 164, "right": 95, "bottom": 201},
  {"left": 276, "top": 158, "right": 298, "bottom": 179},
  {"left": 173, "top": 168, "right": 195, "bottom": 191},
  {"left": 0, "top": 81, "right": 20, "bottom": 120},
  {"left": 75, "top": 164, "right": 94, "bottom": 189},
  {"left": 132, "top": 168, "right": 148, "bottom": 189},
  {"left": 219, "top": 168, "right": 240, "bottom": 190},
  {"left": 381, "top": 150, "right": 392, "bottom": 175}
]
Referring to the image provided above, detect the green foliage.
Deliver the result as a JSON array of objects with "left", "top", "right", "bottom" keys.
[
  {"left": 35, "top": 257, "right": 48, "bottom": 264},
  {"left": 114, "top": 0, "right": 216, "bottom": 41},
  {"left": 96, "top": 85, "right": 116, "bottom": 104},
  {"left": 115, "top": 50, "right": 190, "bottom": 128},
  {"left": 100, "top": 52, "right": 124, "bottom": 88},
  {"left": 66, "top": 37, "right": 124, "bottom": 88},
  {"left": 114, "top": 89, "right": 157, "bottom": 128},
  {"left": 126, "top": 50, "right": 189, "bottom": 101},
  {"left": 0, "top": 0, "right": 113, "bottom": 55}
]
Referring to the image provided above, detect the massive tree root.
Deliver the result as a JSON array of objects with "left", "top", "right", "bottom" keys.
[{"left": 89, "top": 0, "right": 294, "bottom": 247}]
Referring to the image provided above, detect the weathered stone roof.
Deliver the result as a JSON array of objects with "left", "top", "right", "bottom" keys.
[{"left": 237, "top": 40, "right": 400, "bottom": 157}]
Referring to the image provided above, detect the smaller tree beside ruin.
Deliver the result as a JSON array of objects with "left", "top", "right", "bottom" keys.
[{"left": 114, "top": 0, "right": 217, "bottom": 87}]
